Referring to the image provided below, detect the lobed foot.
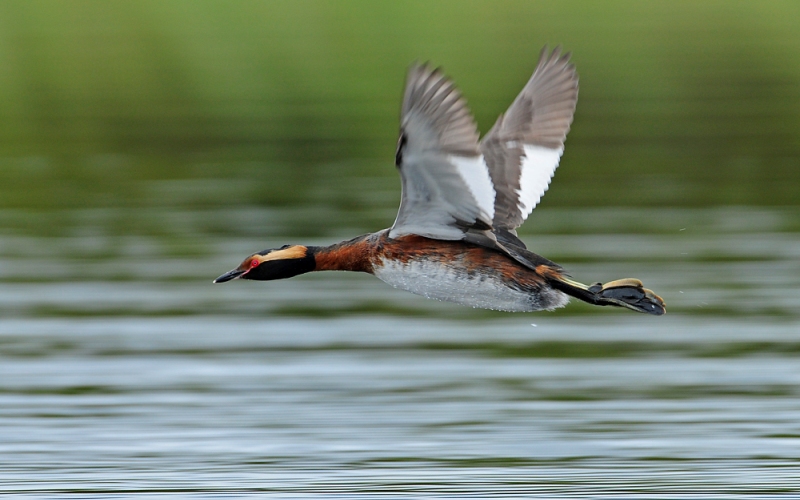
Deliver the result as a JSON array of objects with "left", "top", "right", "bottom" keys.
[{"left": 589, "top": 278, "right": 666, "bottom": 315}]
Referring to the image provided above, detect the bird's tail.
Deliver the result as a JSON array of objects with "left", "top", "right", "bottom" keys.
[{"left": 549, "top": 276, "right": 666, "bottom": 315}]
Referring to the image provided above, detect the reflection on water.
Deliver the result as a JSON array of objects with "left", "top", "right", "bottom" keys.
[{"left": 1, "top": 206, "right": 799, "bottom": 496}]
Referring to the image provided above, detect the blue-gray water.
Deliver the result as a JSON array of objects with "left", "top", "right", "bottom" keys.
[{"left": 2, "top": 207, "right": 799, "bottom": 497}]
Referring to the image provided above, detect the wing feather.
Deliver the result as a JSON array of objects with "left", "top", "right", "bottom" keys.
[
  {"left": 481, "top": 47, "right": 579, "bottom": 232},
  {"left": 390, "top": 48, "right": 578, "bottom": 242},
  {"left": 390, "top": 64, "right": 496, "bottom": 240}
]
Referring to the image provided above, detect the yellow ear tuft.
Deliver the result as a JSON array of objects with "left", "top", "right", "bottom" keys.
[{"left": 254, "top": 245, "right": 308, "bottom": 264}]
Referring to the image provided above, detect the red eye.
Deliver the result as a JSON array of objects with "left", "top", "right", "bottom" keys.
[{"left": 250, "top": 260, "right": 260, "bottom": 269}]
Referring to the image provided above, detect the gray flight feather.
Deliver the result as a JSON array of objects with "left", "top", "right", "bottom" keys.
[
  {"left": 390, "top": 47, "right": 578, "bottom": 246},
  {"left": 390, "top": 63, "right": 495, "bottom": 240},
  {"left": 481, "top": 46, "right": 579, "bottom": 232}
]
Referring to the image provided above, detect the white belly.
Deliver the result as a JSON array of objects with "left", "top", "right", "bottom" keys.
[{"left": 373, "top": 258, "right": 569, "bottom": 312}]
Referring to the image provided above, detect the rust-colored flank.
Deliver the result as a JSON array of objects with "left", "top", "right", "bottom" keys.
[{"left": 315, "top": 233, "right": 554, "bottom": 288}]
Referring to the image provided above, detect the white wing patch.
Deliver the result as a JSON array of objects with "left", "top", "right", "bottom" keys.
[
  {"left": 449, "top": 155, "right": 496, "bottom": 222},
  {"left": 516, "top": 145, "right": 563, "bottom": 215}
]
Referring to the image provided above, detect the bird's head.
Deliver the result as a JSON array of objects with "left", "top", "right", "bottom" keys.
[{"left": 213, "top": 245, "right": 316, "bottom": 283}]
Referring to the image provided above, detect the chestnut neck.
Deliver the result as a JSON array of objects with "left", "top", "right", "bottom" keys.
[{"left": 311, "top": 235, "right": 375, "bottom": 274}]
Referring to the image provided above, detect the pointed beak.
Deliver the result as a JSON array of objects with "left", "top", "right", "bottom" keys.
[{"left": 213, "top": 268, "right": 245, "bottom": 283}]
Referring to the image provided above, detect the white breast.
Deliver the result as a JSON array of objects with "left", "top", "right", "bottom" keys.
[{"left": 372, "top": 258, "right": 568, "bottom": 312}]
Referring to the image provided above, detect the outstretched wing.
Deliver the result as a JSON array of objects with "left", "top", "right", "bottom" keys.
[
  {"left": 481, "top": 47, "right": 578, "bottom": 233},
  {"left": 390, "top": 64, "right": 496, "bottom": 240}
]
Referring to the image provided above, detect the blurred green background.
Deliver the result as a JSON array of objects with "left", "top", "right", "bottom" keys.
[{"left": 1, "top": 0, "right": 798, "bottom": 236}]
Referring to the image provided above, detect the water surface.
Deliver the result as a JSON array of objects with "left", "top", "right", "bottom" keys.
[{"left": 2, "top": 207, "right": 799, "bottom": 497}]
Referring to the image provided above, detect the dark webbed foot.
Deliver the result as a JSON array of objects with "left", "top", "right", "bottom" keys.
[
  {"left": 548, "top": 275, "right": 666, "bottom": 315},
  {"left": 589, "top": 278, "right": 666, "bottom": 315}
]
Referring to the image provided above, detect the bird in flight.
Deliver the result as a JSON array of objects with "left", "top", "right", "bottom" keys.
[{"left": 215, "top": 47, "right": 666, "bottom": 315}]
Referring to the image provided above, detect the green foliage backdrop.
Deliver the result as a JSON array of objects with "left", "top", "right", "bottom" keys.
[{"left": 1, "top": 0, "right": 798, "bottom": 218}]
